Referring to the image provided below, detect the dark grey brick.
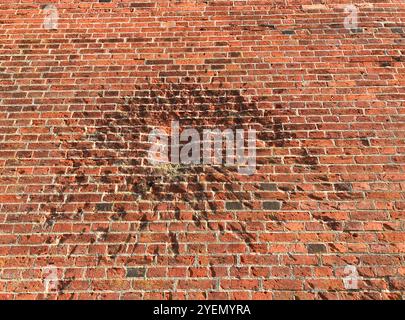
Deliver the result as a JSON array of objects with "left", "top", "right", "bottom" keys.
[
  {"left": 225, "top": 202, "right": 243, "bottom": 211},
  {"left": 126, "top": 268, "right": 146, "bottom": 278},
  {"left": 391, "top": 28, "right": 403, "bottom": 34},
  {"left": 282, "top": 30, "right": 295, "bottom": 35},
  {"left": 96, "top": 203, "right": 113, "bottom": 212},
  {"left": 263, "top": 201, "right": 281, "bottom": 211}
]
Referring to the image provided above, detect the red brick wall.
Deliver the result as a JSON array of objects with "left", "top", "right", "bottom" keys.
[{"left": 0, "top": 0, "right": 404, "bottom": 300}]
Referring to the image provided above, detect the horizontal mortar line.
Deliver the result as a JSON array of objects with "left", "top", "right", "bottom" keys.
[
  {"left": 0, "top": 277, "right": 398, "bottom": 282},
  {"left": 15, "top": 132, "right": 405, "bottom": 136},
  {"left": 3, "top": 65, "right": 405, "bottom": 70},
  {"left": 2, "top": 25, "right": 403, "bottom": 33},
  {"left": 0, "top": 209, "right": 398, "bottom": 213},
  {"left": 0, "top": 77, "right": 355, "bottom": 82},
  {"left": 0, "top": 217, "right": 400, "bottom": 221},
  {"left": 2, "top": 134, "right": 404, "bottom": 138},
  {"left": 2, "top": 88, "right": 405, "bottom": 93},
  {"left": 1, "top": 232, "right": 402, "bottom": 238},
  {"left": 0, "top": 214, "right": 397, "bottom": 218},
  {"left": 5, "top": 154, "right": 399, "bottom": 158},
  {"left": 2, "top": 51, "right": 405, "bottom": 56},
  {"left": 0, "top": 221, "right": 397, "bottom": 225},
  {"left": 2, "top": 24, "right": 402, "bottom": 32},
  {"left": 2, "top": 13, "right": 401, "bottom": 20},
  {"left": 0, "top": 277, "right": 385, "bottom": 281},
  {"left": 1, "top": 277, "right": 389, "bottom": 281},
  {"left": 4, "top": 127, "right": 405, "bottom": 131},
  {"left": 3, "top": 62, "right": 405, "bottom": 67},
  {"left": 3, "top": 87, "right": 405, "bottom": 92},
  {"left": 0, "top": 250, "right": 400, "bottom": 255},
  {"left": 0, "top": 229, "right": 376, "bottom": 233},
  {"left": 2, "top": 99, "right": 403, "bottom": 105}
]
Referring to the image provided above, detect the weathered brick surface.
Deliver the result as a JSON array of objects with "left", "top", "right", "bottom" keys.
[{"left": 0, "top": 0, "right": 404, "bottom": 300}]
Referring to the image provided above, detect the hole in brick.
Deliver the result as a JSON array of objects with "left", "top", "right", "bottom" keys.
[
  {"left": 263, "top": 201, "right": 281, "bottom": 211},
  {"left": 96, "top": 203, "right": 113, "bottom": 212},
  {"left": 126, "top": 267, "right": 146, "bottom": 278},
  {"left": 225, "top": 202, "right": 243, "bottom": 211},
  {"left": 99, "top": 0, "right": 112, "bottom": 2},
  {"left": 307, "top": 244, "right": 327, "bottom": 254},
  {"left": 260, "top": 183, "right": 278, "bottom": 191}
]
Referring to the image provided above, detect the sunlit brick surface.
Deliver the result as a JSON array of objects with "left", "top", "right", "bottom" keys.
[{"left": 0, "top": 0, "right": 404, "bottom": 299}]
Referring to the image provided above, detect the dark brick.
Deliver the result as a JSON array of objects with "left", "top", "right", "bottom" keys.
[
  {"left": 96, "top": 203, "right": 113, "bottom": 212},
  {"left": 307, "top": 244, "right": 327, "bottom": 254},
  {"left": 334, "top": 183, "right": 352, "bottom": 192},
  {"left": 131, "top": 3, "right": 155, "bottom": 8},
  {"left": 391, "top": 28, "right": 403, "bottom": 34},
  {"left": 226, "top": 202, "right": 243, "bottom": 211},
  {"left": 126, "top": 268, "right": 146, "bottom": 278},
  {"left": 145, "top": 60, "right": 173, "bottom": 65},
  {"left": 261, "top": 183, "right": 278, "bottom": 191},
  {"left": 281, "top": 30, "right": 295, "bottom": 35},
  {"left": 263, "top": 201, "right": 281, "bottom": 211}
]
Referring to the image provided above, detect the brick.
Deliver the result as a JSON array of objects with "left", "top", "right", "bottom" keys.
[
  {"left": 302, "top": 5, "right": 328, "bottom": 11},
  {"left": 96, "top": 203, "right": 113, "bottom": 212},
  {"left": 263, "top": 201, "right": 282, "bottom": 211},
  {"left": 225, "top": 202, "right": 243, "bottom": 211},
  {"left": 307, "top": 244, "right": 327, "bottom": 254},
  {"left": 126, "top": 268, "right": 146, "bottom": 278},
  {"left": 261, "top": 183, "right": 278, "bottom": 191}
]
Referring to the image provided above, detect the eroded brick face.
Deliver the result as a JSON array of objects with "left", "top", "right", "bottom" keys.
[{"left": 0, "top": 0, "right": 404, "bottom": 300}]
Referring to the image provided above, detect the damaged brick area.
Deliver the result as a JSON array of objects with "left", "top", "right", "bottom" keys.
[{"left": 49, "top": 83, "right": 294, "bottom": 271}]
